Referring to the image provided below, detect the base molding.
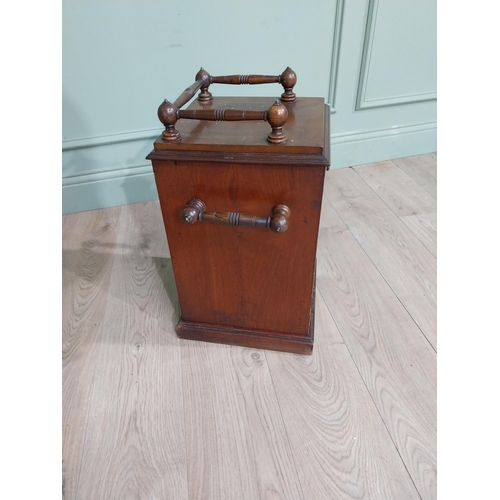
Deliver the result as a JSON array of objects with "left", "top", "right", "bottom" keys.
[
  {"left": 176, "top": 264, "right": 317, "bottom": 354},
  {"left": 176, "top": 318, "right": 314, "bottom": 354}
]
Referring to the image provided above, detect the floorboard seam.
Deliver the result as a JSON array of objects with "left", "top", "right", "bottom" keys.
[
  {"left": 316, "top": 278, "right": 424, "bottom": 500},
  {"left": 323, "top": 187, "right": 437, "bottom": 353},
  {"left": 263, "top": 350, "right": 307, "bottom": 500}
]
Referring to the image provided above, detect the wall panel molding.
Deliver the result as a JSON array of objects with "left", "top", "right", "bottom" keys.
[
  {"left": 62, "top": 161, "right": 157, "bottom": 214},
  {"left": 63, "top": 119, "right": 437, "bottom": 213},
  {"left": 327, "top": 0, "right": 345, "bottom": 113},
  {"left": 355, "top": 0, "right": 437, "bottom": 110},
  {"left": 62, "top": 132, "right": 160, "bottom": 214},
  {"left": 63, "top": 0, "right": 435, "bottom": 214},
  {"left": 62, "top": 127, "right": 162, "bottom": 151},
  {"left": 62, "top": 163, "right": 151, "bottom": 186}
]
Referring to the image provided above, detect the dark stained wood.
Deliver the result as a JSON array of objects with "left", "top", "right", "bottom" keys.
[
  {"left": 146, "top": 149, "right": 329, "bottom": 166},
  {"left": 158, "top": 100, "right": 181, "bottom": 142},
  {"left": 158, "top": 68, "right": 296, "bottom": 144},
  {"left": 175, "top": 100, "right": 289, "bottom": 144},
  {"left": 195, "top": 66, "right": 297, "bottom": 103},
  {"left": 195, "top": 67, "right": 212, "bottom": 102},
  {"left": 178, "top": 108, "right": 267, "bottom": 122},
  {"left": 176, "top": 319, "right": 313, "bottom": 354},
  {"left": 149, "top": 95, "right": 329, "bottom": 353},
  {"left": 211, "top": 74, "right": 280, "bottom": 85},
  {"left": 152, "top": 161, "right": 324, "bottom": 336},
  {"left": 180, "top": 198, "right": 291, "bottom": 234},
  {"left": 266, "top": 100, "right": 288, "bottom": 144},
  {"left": 173, "top": 80, "right": 205, "bottom": 110},
  {"left": 279, "top": 66, "right": 297, "bottom": 102},
  {"left": 176, "top": 266, "right": 316, "bottom": 355},
  {"left": 151, "top": 97, "right": 325, "bottom": 155},
  {"left": 147, "top": 103, "right": 330, "bottom": 166}
]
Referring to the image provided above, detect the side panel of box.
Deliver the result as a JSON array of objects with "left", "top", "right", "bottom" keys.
[{"left": 152, "top": 160, "right": 325, "bottom": 337}]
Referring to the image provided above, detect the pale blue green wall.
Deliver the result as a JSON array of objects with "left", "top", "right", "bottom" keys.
[{"left": 63, "top": 0, "right": 436, "bottom": 214}]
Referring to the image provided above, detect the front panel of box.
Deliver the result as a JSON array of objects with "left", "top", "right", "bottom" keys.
[{"left": 153, "top": 160, "right": 325, "bottom": 337}]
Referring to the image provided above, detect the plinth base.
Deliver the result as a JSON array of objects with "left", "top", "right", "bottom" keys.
[{"left": 176, "top": 274, "right": 316, "bottom": 355}]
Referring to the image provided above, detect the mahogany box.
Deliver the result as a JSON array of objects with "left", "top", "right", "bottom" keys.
[{"left": 146, "top": 68, "right": 330, "bottom": 353}]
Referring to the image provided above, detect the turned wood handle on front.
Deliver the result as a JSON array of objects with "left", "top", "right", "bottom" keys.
[{"left": 180, "top": 198, "right": 291, "bottom": 234}]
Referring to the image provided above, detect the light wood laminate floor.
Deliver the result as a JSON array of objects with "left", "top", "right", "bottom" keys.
[{"left": 63, "top": 153, "right": 437, "bottom": 500}]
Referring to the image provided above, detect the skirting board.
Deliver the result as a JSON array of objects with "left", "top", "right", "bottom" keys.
[
  {"left": 62, "top": 167, "right": 158, "bottom": 215},
  {"left": 62, "top": 121, "right": 436, "bottom": 213},
  {"left": 329, "top": 121, "right": 437, "bottom": 169}
]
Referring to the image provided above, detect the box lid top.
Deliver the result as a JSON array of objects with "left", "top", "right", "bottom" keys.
[{"left": 149, "top": 96, "right": 327, "bottom": 157}]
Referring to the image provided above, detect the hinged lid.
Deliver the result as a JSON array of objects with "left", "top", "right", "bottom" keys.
[
  {"left": 146, "top": 66, "right": 329, "bottom": 165},
  {"left": 147, "top": 97, "right": 330, "bottom": 166},
  {"left": 153, "top": 96, "right": 325, "bottom": 154}
]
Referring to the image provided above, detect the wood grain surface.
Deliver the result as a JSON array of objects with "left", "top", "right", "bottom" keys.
[
  {"left": 153, "top": 161, "right": 325, "bottom": 337},
  {"left": 324, "top": 168, "right": 437, "bottom": 350},
  {"left": 62, "top": 153, "right": 437, "bottom": 500},
  {"left": 317, "top": 225, "right": 436, "bottom": 500},
  {"left": 62, "top": 207, "right": 121, "bottom": 499},
  {"left": 354, "top": 160, "right": 437, "bottom": 256},
  {"left": 354, "top": 160, "right": 436, "bottom": 217},
  {"left": 265, "top": 292, "right": 421, "bottom": 500},
  {"left": 69, "top": 203, "right": 189, "bottom": 500},
  {"left": 182, "top": 341, "right": 304, "bottom": 500},
  {"left": 152, "top": 96, "right": 326, "bottom": 155},
  {"left": 401, "top": 212, "right": 437, "bottom": 257},
  {"left": 392, "top": 153, "right": 437, "bottom": 200}
]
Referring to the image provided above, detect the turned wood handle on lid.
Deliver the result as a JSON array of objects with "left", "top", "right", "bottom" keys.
[
  {"left": 159, "top": 99, "right": 288, "bottom": 144},
  {"left": 195, "top": 66, "right": 297, "bottom": 103},
  {"left": 157, "top": 66, "right": 296, "bottom": 142},
  {"left": 180, "top": 198, "right": 291, "bottom": 234}
]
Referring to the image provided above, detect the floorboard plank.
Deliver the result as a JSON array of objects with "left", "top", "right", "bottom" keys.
[
  {"left": 392, "top": 154, "right": 437, "bottom": 200},
  {"left": 62, "top": 206, "right": 121, "bottom": 500},
  {"left": 354, "top": 160, "right": 436, "bottom": 217},
  {"left": 354, "top": 161, "right": 437, "bottom": 256},
  {"left": 401, "top": 212, "right": 437, "bottom": 257},
  {"left": 316, "top": 224, "right": 437, "bottom": 500},
  {"left": 265, "top": 291, "right": 421, "bottom": 500},
  {"left": 319, "top": 195, "right": 348, "bottom": 233},
  {"left": 182, "top": 340, "right": 305, "bottom": 500},
  {"left": 74, "top": 203, "right": 189, "bottom": 500},
  {"left": 324, "top": 168, "right": 437, "bottom": 350}
]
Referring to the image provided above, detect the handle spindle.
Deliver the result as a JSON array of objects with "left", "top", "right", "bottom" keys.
[
  {"left": 181, "top": 199, "right": 291, "bottom": 234},
  {"left": 159, "top": 100, "right": 288, "bottom": 144},
  {"left": 197, "top": 67, "right": 297, "bottom": 103}
]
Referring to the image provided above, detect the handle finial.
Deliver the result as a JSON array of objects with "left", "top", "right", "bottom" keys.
[
  {"left": 279, "top": 67, "right": 297, "bottom": 102},
  {"left": 267, "top": 101, "right": 288, "bottom": 144},
  {"left": 158, "top": 100, "right": 181, "bottom": 141}
]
